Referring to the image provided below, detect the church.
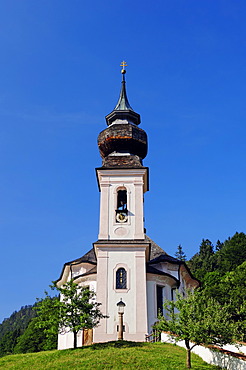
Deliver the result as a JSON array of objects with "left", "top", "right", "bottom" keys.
[{"left": 56, "top": 63, "right": 199, "bottom": 349}]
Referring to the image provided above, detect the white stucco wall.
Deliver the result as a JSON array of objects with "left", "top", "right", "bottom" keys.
[
  {"left": 94, "top": 243, "right": 148, "bottom": 342},
  {"left": 161, "top": 333, "right": 246, "bottom": 370},
  {"left": 146, "top": 274, "right": 178, "bottom": 334},
  {"left": 97, "top": 169, "right": 148, "bottom": 241},
  {"left": 106, "top": 250, "right": 136, "bottom": 335}
]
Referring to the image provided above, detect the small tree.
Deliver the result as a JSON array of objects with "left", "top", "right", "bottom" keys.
[
  {"left": 154, "top": 290, "right": 237, "bottom": 368},
  {"left": 34, "top": 295, "right": 60, "bottom": 350},
  {"left": 175, "top": 244, "right": 187, "bottom": 261},
  {"left": 35, "top": 280, "right": 106, "bottom": 349},
  {"left": 57, "top": 280, "right": 106, "bottom": 349}
]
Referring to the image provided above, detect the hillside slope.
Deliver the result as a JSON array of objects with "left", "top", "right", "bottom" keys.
[{"left": 0, "top": 341, "right": 220, "bottom": 369}]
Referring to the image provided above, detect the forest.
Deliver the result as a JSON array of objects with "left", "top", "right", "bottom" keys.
[{"left": 0, "top": 231, "right": 245, "bottom": 357}]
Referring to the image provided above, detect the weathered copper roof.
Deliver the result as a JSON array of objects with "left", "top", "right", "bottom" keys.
[
  {"left": 105, "top": 72, "right": 141, "bottom": 126},
  {"left": 114, "top": 74, "right": 133, "bottom": 111}
]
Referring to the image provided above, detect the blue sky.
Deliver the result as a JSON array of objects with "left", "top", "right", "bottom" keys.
[{"left": 1, "top": 0, "right": 246, "bottom": 322}]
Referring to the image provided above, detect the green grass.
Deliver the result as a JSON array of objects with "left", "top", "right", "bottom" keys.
[{"left": 0, "top": 341, "right": 221, "bottom": 369}]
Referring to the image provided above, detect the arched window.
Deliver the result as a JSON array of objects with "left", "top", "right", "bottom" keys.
[
  {"left": 156, "top": 285, "right": 164, "bottom": 316},
  {"left": 117, "top": 189, "right": 127, "bottom": 211},
  {"left": 116, "top": 268, "right": 127, "bottom": 289},
  {"left": 116, "top": 188, "right": 128, "bottom": 223}
]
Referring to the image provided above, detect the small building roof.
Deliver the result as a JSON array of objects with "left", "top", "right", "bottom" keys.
[{"left": 56, "top": 234, "right": 199, "bottom": 287}]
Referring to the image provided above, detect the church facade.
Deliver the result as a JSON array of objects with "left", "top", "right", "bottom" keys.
[{"left": 57, "top": 65, "right": 199, "bottom": 349}]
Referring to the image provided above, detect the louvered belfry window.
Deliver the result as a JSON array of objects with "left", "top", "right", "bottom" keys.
[{"left": 116, "top": 268, "right": 127, "bottom": 289}]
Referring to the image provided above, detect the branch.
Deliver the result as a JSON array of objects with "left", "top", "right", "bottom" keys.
[{"left": 190, "top": 343, "right": 197, "bottom": 351}]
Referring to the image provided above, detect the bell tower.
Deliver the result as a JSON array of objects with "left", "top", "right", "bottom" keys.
[
  {"left": 56, "top": 62, "right": 200, "bottom": 348},
  {"left": 94, "top": 62, "right": 149, "bottom": 342},
  {"left": 96, "top": 62, "right": 149, "bottom": 241}
]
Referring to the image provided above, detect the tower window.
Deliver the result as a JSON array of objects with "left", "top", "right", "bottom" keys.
[
  {"left": 116, "top": 268, "right": 127, "bottom": 289},
  {"left": 117, "top": 190, "right": 127, "bottom": 211}
]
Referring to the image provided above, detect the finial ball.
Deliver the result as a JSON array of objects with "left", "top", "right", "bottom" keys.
[{"left": 121, "top": 69, "right": 126, "bottom": 74}]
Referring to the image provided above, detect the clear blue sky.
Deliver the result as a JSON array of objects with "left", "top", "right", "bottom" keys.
[{"left": 1, "top": 0, "right": 246, "bottom": 323}]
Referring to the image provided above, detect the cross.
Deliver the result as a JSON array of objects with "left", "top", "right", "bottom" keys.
[{"left": 120, "top": 60, "right": 127, "bottom": 69}]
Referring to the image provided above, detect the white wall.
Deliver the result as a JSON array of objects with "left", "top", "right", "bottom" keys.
[
  {"left": 161, "top": 333, "right": 246, "bottom": 370},
  {"left": 94, "top": 243, "right": 148, "bottom": 342},
  {"left": 97, "top": 169, "right": 148, "bottom": 240}
]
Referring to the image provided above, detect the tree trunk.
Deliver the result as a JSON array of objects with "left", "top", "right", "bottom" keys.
[
  {"left": 73, "top": 331, "right": 77, "bottom": 349},
  {"left": 186, "top": 349, "right": 191, "bottom": 368},
  {"left": 185, "top": 339, "right": 191, "bottom": 368}
]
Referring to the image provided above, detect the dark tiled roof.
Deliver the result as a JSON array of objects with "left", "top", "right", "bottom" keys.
[
  {"left": 145, "top": 235, "right": 167, "bottom": 260},
  {"left": 148, "top": 254, "right": 181, "bottom": 265},
  {"left": 56, "top": 248, "right": 97, "bottom": 283},
  {"left": 93, "top": 235, "right": 167, "bottom": 263},
  {"left": 57, "top": 236, "right": 182, "bottom": 282},
  {"left": 67, "top": 248, "right": 97, "bottom": 265},
  {"left": 146, "top": 265, "right": 180, "bottom": 284},
  {"left": 74, "top": 265, "right": 97, "bottom": 281}
]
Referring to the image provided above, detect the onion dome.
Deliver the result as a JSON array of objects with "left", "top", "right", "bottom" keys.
[{"left": 98, "top": 62, "right": 148, "bottom": 164}]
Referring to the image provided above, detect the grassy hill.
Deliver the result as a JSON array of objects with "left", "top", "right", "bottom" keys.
[{"left": 0, "top": 341, "right": 221, "bottom": 369}]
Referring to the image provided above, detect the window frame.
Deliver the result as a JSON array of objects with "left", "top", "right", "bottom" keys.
[{"left": 113, "top": 263, "right": 130, "bottom": 292}]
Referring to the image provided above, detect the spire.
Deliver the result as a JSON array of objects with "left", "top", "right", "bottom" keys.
[
  {"left": 105, "top": 61, "right": 141, "bottom": 126},
  {"left": 114, "top": 61, "right": 133, "bottom": 111}
]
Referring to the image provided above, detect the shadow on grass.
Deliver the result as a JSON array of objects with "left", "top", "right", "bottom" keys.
[{"left": 83, "top": 341, "right": 146, "bottom": 350}]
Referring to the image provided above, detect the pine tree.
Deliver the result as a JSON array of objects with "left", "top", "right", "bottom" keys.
[{"left": 175, "top": 244, "right": 186, "bottom": 261}]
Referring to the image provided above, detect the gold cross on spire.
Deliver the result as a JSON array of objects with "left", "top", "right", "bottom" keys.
[{"left": 120, "top": 60, "right": 127, "bottom": 74}]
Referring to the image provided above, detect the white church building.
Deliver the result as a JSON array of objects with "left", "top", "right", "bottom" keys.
[{"left": 56, "top": 65, "right": 199, "bottom": 349}]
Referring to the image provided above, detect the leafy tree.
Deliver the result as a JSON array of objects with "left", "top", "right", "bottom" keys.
[
  {"left": 188, "top": 239, "right": 215, "bottom": 282},
  {"left": 57, "top": 280, "right": 106, "bottom": 349},
  {"left": 34, "top": 295, "right": 60, "bottom": 350},
  {"left": 0, "top": 305, "right": 36, "bottom": 341},
  {"left": 0, "top": 305, "right": 37, "bottom": 357},
  {"left": 14, "top": 296, "right": 59, "bottom": 354},
  {"left": 37, "top": 280, "right": 106, "bottom": 349},
  {"left": 14, "top": 318, "right": 46, "bottom": 354},
  {"left": 0, "top": 329, "right": 21, "bottom": 357},
  {"left": 217, "top": 232, "right": 246, "bottom": 273},
  {"left": 175, "top": 244, "right": 186, "bottom": 261},
  {"left": 203, "top": 261, "right": 246, "bottom": 340},
  {"left": 154, "top": 290, "right": 237, "bottom": 369}
]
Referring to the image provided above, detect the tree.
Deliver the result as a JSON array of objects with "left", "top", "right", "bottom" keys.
[
  {"left": 188, "top": 239, "right": 215, "bottom": 282},
  {"left": 14, "top": 318, "right": 47, "bottom": 354},
  {"left": 0, "top": 329, "right": 21, "bottom": 357},
  {"left": 203, "top": 261, "right": 246, "bottom": 341},
  {"left": 57, "top": 280, "right": 106, "bottom": 348},
  {"left": 14, "top": 296, "right": 59, "bottom": 354},
  {"left": 217, "top": 232, "right": 246, "bottom": 273},
  {"left": 0, "top": 305, "right": 36, "bottom": 357},
  {"left": 215, "top": 239, "right": 223, "bottom": 252},
  {"left": 37, "top": 280, "right": 106, "bottom": 349},
  {"left": 154, "top": 290, "right": 237, "bottom": 369},
  {"left": 175, "top": 244, "right": 186, "bottom": 261},
  {"left": 34, "top": 295, "right": 60, "bottom": 350}
]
